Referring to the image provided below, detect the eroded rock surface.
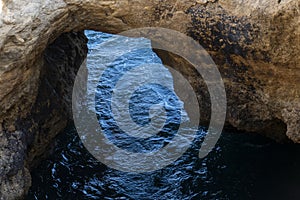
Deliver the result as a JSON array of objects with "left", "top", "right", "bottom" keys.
[
  {"left": 0, "top": 0, "right": 299, "bottom": 199},
  {"left": 0, "top": 30, "right": 87, "bottom": 199}
]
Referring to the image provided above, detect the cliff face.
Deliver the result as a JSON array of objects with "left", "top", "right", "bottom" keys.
[{"left": 0, "top": 0, "right": 299, "bottom": 199}]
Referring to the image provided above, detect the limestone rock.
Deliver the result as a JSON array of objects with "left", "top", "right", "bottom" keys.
[{"left": 0, "top": 0, "right": 299, "bottom": 199}]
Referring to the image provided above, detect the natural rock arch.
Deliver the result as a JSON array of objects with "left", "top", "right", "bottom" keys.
[{"left": 0, "top": 0, "right": 299, "bottom": 198}]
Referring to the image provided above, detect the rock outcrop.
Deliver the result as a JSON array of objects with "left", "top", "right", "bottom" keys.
[{"left": 0, "top": 0, "right": 299, "bottom": 199}]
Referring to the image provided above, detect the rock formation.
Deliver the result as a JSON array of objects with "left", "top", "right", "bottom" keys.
[{"left": 0, "top": 0, "right": 299, "bottom": 199}]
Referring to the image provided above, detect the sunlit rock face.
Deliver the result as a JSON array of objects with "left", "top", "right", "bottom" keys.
[{"left": 0, "top": 0, "right": 299, "bottom": 198}]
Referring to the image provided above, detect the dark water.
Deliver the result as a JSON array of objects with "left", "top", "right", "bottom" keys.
[{"left": 26, "top": 31, "right": 300, "bottom": 200}]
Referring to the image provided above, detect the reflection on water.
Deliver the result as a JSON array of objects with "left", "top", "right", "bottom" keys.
[{"left": 26, "top": 31, "right": 300, "bottom": 200}]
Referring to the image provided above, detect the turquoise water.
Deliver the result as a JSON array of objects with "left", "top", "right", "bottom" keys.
[{"left": 26, "top": 31, "right": 300, "bottom": 200}]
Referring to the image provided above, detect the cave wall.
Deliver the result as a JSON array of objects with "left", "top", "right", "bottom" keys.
[
  {"left": 0, "top": 0, "right": 299, "bottom": 199},
  {"left": 0, "top": 31, "right": 87, "bottom": 199}
]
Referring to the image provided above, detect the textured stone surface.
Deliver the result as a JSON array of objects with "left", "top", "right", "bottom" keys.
[
  {"left": 0, "top": 0, "right": 299, "bottom": 199},
  {"left": 0, "top": 30, "right": 87, "bottom": 199}
]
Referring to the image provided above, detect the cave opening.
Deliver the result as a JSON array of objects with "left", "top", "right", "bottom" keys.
[{"left": 0, "top": 1, "right": 299, "bottom": 199}]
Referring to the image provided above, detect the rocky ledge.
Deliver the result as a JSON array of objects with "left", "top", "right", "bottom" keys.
[{"left": 0, "top": 0, "right": 299, "bottom": 199}]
